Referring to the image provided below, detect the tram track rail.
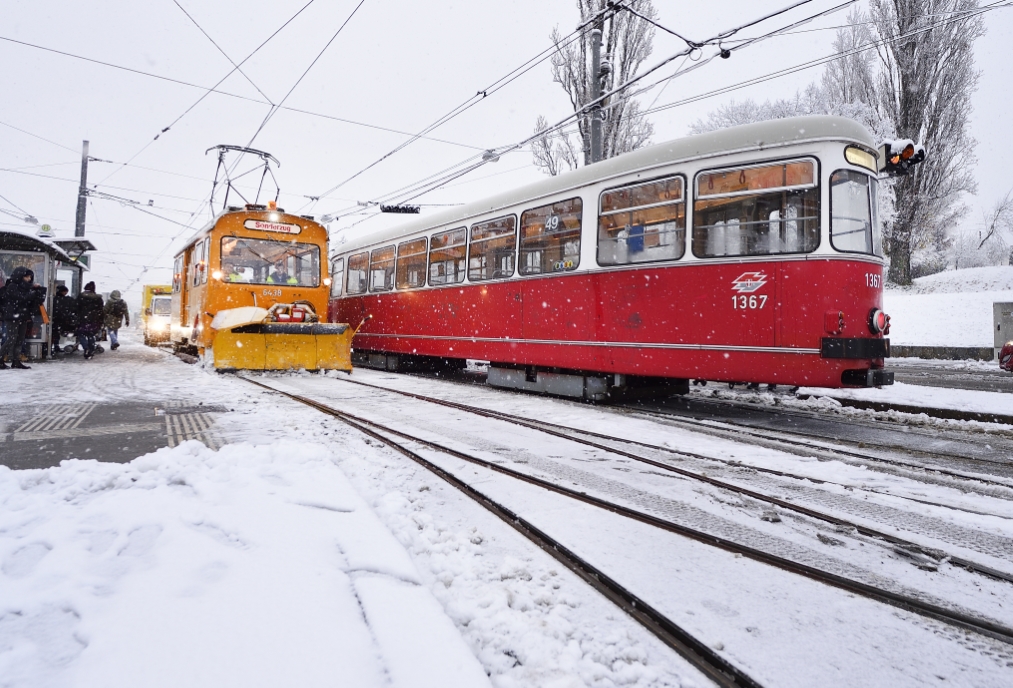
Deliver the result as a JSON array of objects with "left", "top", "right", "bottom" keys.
[
  {"left": 306, "top": 374, "right": 1013, "bottom": 585},
  {"left": 239, "top": 376, "right": 762, "bottom": 688},
  {"left": 628, "top": 395, "right": 1013, "bottom": 477},
  {"left": 241, "top": 375, "right": 1013, "bottom": 652},
  {"left": 622, "top": 406, "right": 1013, "bottom": 492},
  {"left": 364, "top": 365, "right": 1013, "bottom": 482}
]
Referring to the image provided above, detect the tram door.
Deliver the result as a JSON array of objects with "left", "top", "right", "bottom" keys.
[{"left": 174, "top": 248, "right": 192, "bottom": 338}]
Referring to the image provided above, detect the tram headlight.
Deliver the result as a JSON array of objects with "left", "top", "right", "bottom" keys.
[
  {"left": 212, "top": 270, "right": 223, "bottom": 281},
  {"left": 323, "top": 277, "right": 332, "bottom": 287}
]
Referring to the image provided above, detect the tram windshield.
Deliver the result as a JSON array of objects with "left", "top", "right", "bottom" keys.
[
  {"left": 151, "top": 297, "right": 172, "bottom": 316},
  {"left": 830, "top": 170, "right": 882, "bottom": 256},
  {"left": 220, "top": 237, "right": 320, "bottom": 287}
]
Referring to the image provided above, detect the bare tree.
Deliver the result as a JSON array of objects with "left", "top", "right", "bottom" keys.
[
  {"left": 532, "top": 0, "right": 656, "bottom": 175},
  {"left": 978, "top": 189, "right": 1013, "bottom": 251},
  {"left": 953, "top": 188, "right": 1013, "bottom": 268},
  {"left": 869, "top": 0, "right": 984, "bottom": 284},
  {"left": 690, "top": 10, "right": 889, "bottom": 138},
  {"left": 689, "top": 3, "right": 986, "bottom": 284},
  {"left": 532, "top": 115, "right": 579, "bottom": 176}
]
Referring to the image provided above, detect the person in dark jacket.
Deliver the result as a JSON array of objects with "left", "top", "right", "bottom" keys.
[
  {"left": 103, "top": 289, "right": 129, "bottom": 350},
  {"left": 51, "top": 285, "right": 78, "bottom": 355},
  {"left": 76, "top": 281, "right": 105, "bottom": 359},
  {"left": 0, "top": 266, "right": 46, "bottom": 369}
]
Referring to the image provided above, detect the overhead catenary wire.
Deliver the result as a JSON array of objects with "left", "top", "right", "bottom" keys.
[
  {"left": 0, "top": 35, "right": 504, "bottom": 159},
  {"left": 243, "top": 0, "right": 369, "bottom": 150},
  {"left": 326, "top": 0, "right": 845, "bottom": 226},
  {"left": 185, "top": 0, "right": 371, "bottom": 235},
  {"left": 91, "top": 0, "right": 319, "bottom": 191},
  {"left": 619, "top": 0, "right": 861, "bottom": 107},
  {"left": 638, "top": 0, "right": 1013, "bottom": 119},
  {"left": 303, "top": 0, "right": 651, "bottom": 212},
  {"left": 0, "top": 118, "right": 81, "bottom": 154},
  {"left": 170, "top": 0, "right": 275, "bottom": 105},
  {"left": 330, "top": 0, "right": 1007, "bottom": 233},
  {"left": 0, "top": 192, "right": 37, "bottom": 220}
]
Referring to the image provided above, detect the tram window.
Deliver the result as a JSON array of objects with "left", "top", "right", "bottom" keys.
[
  {"left": 830, "top": 170, "right": 882, "bottom": 256},
  {"left": 330, "top": 257, "right": 344, "bottom": 297},
  {"left": 598, "top": 176, "right": 685, "bottom": 266},
  {"left": 428, "top": 228, "right": 467, "bottom": 286},
  {"left": 192, "top": 241, "right": 204, "bottom": 287},
  {"left": 369, "top": 245, "right": 395, "bottom": 292},
  {"left": 346, "top": 252, "right": 368, "bottom": 295},
  {"left": 201, "top": 236, "right": 210, "bottom": 284},
  {"left": 468, "top": 216, "right": 516, "bottom": 281},
  {"left": 519, "top": 198, "right": 582, "bottom": 275},
  {"left": 693, "top": 159, "right": 819, "bottom": 258},
  {"left": 219, "top": 237, "right": 320, "bottom": 286},
  {"left": 173, "top": 256, "right": 183, "bottom": 293},
  {"left": 396, "top": 238, "right": 428, "bottom": 289}
]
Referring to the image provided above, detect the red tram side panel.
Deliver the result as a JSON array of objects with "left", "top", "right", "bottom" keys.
[
  {"left": 333, "top": 257, "right": 884, "bottom": 388},
  {"left": 328, "top": 116, "right": 894, "bottom": 396}
]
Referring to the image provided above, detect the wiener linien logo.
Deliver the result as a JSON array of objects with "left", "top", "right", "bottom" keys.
[{"left": 731, "top": 271, "right": 768, "bottom": 293}]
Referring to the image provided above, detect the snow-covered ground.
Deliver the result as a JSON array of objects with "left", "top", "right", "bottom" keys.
[
  {"left": 884, "top": 265, "right": 1013, "bottom": 347},
  {"left": 799, "top": 380, "right": 1013, "bottom": 417},
  {"left": 0, "top": 337, "right": 712, "bottom": 688},
  {"left": 3, "top": 333, "right": 1013, "bottom": 686},
  {"left": 0, "top": 441, "right": 490, "bottom": 688}
]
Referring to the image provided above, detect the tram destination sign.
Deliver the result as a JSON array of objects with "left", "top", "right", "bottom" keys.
[{"left": 243, "top": 219, "right": 302, "bottom": 234}]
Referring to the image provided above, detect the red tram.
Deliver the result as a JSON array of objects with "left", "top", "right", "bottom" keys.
[{"left": 329, "top": 116, "right": 895, "bottom": 401}]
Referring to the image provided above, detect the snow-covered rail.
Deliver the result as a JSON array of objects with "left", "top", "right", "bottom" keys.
[
  {"left": 626, "top": 407, "right": 1013, "bottom": 492},
  {"left": 239, "top": 376, "right": 762, "bottom": 688},
  {"left": 240, "top": 375, "right": 1013, "bottom": 652},
  {"left": 303, "top": 374, "right": 1013, "bottom": 584}
]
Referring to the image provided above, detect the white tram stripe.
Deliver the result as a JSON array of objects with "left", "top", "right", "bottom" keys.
[{"left": 356, "top": 332, "right": 822, "bottom": 355}]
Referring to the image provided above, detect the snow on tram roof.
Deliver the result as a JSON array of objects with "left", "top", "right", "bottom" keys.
[{"left": 340, "top": 115, "right": 876, "bottom": 254}]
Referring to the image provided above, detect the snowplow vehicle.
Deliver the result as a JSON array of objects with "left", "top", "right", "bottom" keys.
[{"left": 170, "top": 202, "right": 353, "bottom": 372}]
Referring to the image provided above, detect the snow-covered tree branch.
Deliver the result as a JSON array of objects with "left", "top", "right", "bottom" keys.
[{"left": 532, "top": 0, "right": 656, "bottom": 175}]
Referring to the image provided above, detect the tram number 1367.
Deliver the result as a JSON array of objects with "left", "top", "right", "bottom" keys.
[{"left": 732, "top": 295, "right": 768, "bottom": 310}]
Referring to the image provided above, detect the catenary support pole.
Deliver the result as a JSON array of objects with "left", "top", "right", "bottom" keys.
[
  {"left": 590, "top": 28, "right": 603, "bottom": 164},
  {"left": 75, "top": 140, "right": 89, "bottom": 237}
]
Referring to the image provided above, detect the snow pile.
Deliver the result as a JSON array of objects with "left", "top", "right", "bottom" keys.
[
  {"left": 0, "top": 440, "right": 490, "bottom": 688},
  {"left": 891, "top": 266, "right": 1013, "bottom": 294},
  {"left": 884, "top": 266, "right": 1013, "bottom": 346}
]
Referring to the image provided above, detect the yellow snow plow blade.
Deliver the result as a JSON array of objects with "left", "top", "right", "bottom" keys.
[{"left": 209, "top": 307, "right": 353, "bottom": 372}]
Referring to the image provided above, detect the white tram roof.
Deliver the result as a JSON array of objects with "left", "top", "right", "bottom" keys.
[{"left": 341, "top": 115, "right": 876, "bottom": 253}]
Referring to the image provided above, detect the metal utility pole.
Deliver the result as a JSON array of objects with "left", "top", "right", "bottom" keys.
[
  {"left": 75, "top": 140, "right": 89, "bottom": 237},
  {"left": 590, "top": 28, "right": 603, "bottom": 164}
]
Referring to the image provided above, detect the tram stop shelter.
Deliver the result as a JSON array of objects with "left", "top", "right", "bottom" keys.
[{"left": 0, "top": 229, "right": 94, "bottom": 360}]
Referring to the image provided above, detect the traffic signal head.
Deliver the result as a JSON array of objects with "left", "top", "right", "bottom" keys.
[{"left": 878, "top": 139, "right": 926, "bottom": 176}]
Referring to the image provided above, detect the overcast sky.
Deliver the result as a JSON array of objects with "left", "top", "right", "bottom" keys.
[{"left": 2, "top": 0, "right": 1011, "bottom": 305}]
